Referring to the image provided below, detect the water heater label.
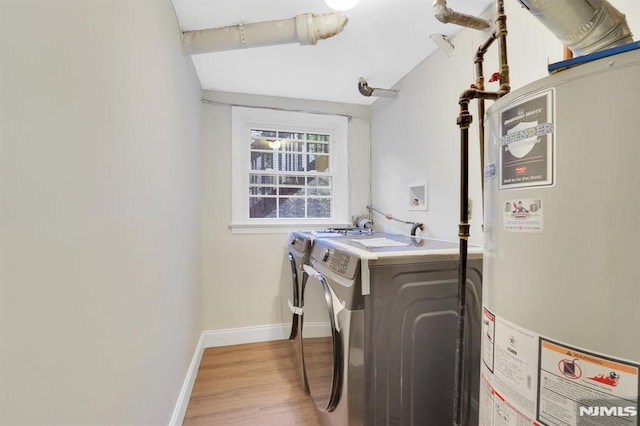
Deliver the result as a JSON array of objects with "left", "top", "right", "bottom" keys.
[
  {"left": 480, "top": 312, "right": 539, "bottom": 425},
  {"left": 499, "top": 89, "right": 554, "bottom": 190},
  {"left": 503, "top": 198, "right": 543, "bottom": 233},
  {"left": 479, "top": 310, "right": 640, "bottom": 426},
  {"left": 537, "top": 338, "right": 639, "bottom": 426},
  {"left": 482, "top": 308, "right": 496, "bottom": 373}
]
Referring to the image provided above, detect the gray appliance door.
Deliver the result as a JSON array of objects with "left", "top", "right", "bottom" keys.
[
  {"left": 280, "top": 252, "right": 299, "bottom": 340},
  {"left": 301, "top": 270, "right": 342, "bottom": 412},
  {"left": 364, "top": 258, "right": 482, "bottom": 426}
]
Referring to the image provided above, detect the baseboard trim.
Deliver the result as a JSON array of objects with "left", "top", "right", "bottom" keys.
[
  {"left": 201, "top": 323, "right": 287, "bottom": 348},
  {"left": 169, "top": 324, "right": 287, "bottom": 425},
  {"left": 168, "top": 333, "right": 205, "bottom": 426}
]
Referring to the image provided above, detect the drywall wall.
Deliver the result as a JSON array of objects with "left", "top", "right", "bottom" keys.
[
  {"left": 200, "top": 90, "right": 370, "bottom": 330},
  {"left": 0, "top": 0, "right": 202, "bottom": 424},
  {"left": 370, "top": 0, "right": 640, "bottom": 245}
]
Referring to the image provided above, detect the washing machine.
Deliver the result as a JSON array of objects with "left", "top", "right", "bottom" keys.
[
  {"left": 280, "top": 231, "right": 314, "bottom": 391},
  {"left": 301, "top": 233, "right": 483, "bottom": 425},
  {"left": 281, "top": 228, "right": 375, "bottom": 393}
]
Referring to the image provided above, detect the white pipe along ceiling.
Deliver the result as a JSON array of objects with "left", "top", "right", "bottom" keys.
[{"left": 181, "top": 13, "right": 348, "bottom": 55}]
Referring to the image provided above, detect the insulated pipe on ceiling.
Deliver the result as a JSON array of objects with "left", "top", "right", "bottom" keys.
[
  {"left": 433, "top": 0, "right": 491, "bottom": 31},
  {"left": 517, "top": 0, "right": 633, "bottom": 56},
  {"left": 181, "top": 13, "right": 348, "bottom": 55}
]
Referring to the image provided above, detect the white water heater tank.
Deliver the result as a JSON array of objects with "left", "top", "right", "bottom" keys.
[{"left": 480, "top": 47, "right": 640, "bottom": 425}]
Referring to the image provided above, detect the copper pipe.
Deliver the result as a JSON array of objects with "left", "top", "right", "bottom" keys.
[
  {"left": 496, "top": 9, "right": 511, "bottom": 95},
  {"left": 474, "top": 31, "right": 498, "bottom": 209}
]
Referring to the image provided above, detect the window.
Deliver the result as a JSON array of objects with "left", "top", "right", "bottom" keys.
[{"left": 231, "top": 107, "right": 349, "bottom": 232}]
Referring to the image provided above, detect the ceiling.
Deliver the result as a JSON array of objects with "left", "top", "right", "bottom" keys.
[{"left": 171, "top": 0, "right": 494, "bottom": 105}]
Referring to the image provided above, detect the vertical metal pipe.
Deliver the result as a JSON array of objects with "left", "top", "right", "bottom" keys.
[
  {"left": 452, "top": 2, "right": 509, "bottom": 425},
  {"left": 495, "top": 2, "right": 510, "bottom": 95},
  {"left": 453, "top": 97, "right": 472, "bottom": 426},
  {"left": 476, "top": 53, "right": 486, "bottom": 202},
  {"left": 474, "top": 31, "right": 497, "bottom": 215},
  {"left": 452, "top": 91, "right": 500, "bottom": 426}
]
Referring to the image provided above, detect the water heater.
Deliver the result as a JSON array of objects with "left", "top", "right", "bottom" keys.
[{"left": 480, "top": 47, "right": 640, "bottom": 425}]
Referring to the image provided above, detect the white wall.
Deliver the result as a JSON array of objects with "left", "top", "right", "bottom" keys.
[
  {"left": 200, "top": 90, "right": 370, "bottom": 330},
  {"left": 370, "top": 0, "right": 640, "bottom": 245},
  {"left": 0, "top": 1, "right": 202, "bottom": 424}
]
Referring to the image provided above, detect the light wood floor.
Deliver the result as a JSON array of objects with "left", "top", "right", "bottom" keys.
[{"left": 183, "top": 340, "right": 321, "bottom": 426}]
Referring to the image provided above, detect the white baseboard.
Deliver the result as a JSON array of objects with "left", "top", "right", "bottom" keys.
[
  {"left": 169, "top": 322, "right": 334, "bottom": 424},
  {"left": 168, "top": 323, "right": 288, "bottom": 425},
  {"left": 201, "top": 323, "right": 288, "bottom": 347},
  {"left": 168, "top": 333, "right": 205, "bottom": 426}
]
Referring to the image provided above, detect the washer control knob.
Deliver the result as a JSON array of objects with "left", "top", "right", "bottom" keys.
[
  {"left": 290, "top": 237, "right": 297, "bottom": 245},
  {"left": 321, "top": 249, "right": 330, "bottom": 262}
]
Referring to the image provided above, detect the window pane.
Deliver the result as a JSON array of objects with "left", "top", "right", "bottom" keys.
[
  {"left": 250, "top": 138, "right": 272, "bottom": 150},
  {"left": 308, "top": 187, "right": 330, "bottom": 196},
  {"left": 307, "top": 198, "right": 331, "bottom": 218},
  {"left": 307, "top": 154, "right": 329, "bottom": 172},
  {"left": 279, "top": 186, "right": 305, "bottom": 196},
  {"left": 281, "top": 139, "right": 304, "bottom": 152},
  {"left": 307, "top": 143, "right": 330, "bottom": 154},
  {"left": 307, "top": 133, "right": 330, "bottom": 142},
  {"left": 280, "top": 175, "right": 305, "bottom": 186},
  {"left": 250, "top": 175, "right": 276, "bottom": 185},
  {"left": 307, "top": 177, "right": 331, "bottom": 187},
  {"left": 251, "top": 129, "right": 277, "bottom": 138},
  {"left": 279, "top": 198, "right": 305, "bottom": 218},
  {"left": 250, "top": 186, "right": 277, "bottom": 196},
  {"left": 277, "top": 153, "right": 304, "bottom": 172},
  {"left": 250, "top": 197, "right": 276, "bottom": 218},
  {"left": 251, "top": 152, "right": 274, "bottom": 170},
  {"left": 278, "top": 131, "right": 305, "bottom": 140}
]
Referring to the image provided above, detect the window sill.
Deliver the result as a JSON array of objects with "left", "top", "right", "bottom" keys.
[{"left": 229, "top": 222, "right": 352, "bottom": 235}]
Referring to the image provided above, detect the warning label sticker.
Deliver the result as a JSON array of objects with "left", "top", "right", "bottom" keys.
[
  {"left": 479, "top": 315, "right": 540, "bottom": 425},
  {"left": 481, "top": 371, "right": 496, "bottom": 426},
  {"left": 503, "top": 198, "right": 543, "bottom": 233},
  {"left": 537, "top": 339, "right": 639, "bottom": 426},
  {"left": 483, "top": 308, "right": 496, "bottom": 373},
  {"left": 480, "top": 313, "right": 640, "bottom": 426},
  {"left": 493, "top": 316, "right": 539, "bottom": 417},
  {"left": 494, "top": 388, "right": 537, "bottom": 426}
]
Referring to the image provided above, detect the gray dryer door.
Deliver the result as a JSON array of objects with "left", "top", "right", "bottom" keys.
[{"left": 301, "top": 268, "right": 342, "bottom": 412}]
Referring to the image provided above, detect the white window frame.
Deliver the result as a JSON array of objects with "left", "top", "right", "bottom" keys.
[{"left": 231, "top": 106, "right": 349, "bottom": 233}]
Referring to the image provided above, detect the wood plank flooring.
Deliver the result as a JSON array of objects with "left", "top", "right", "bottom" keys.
[{"left": 183, "top": 340, "right": 321, "bottom": 426}]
